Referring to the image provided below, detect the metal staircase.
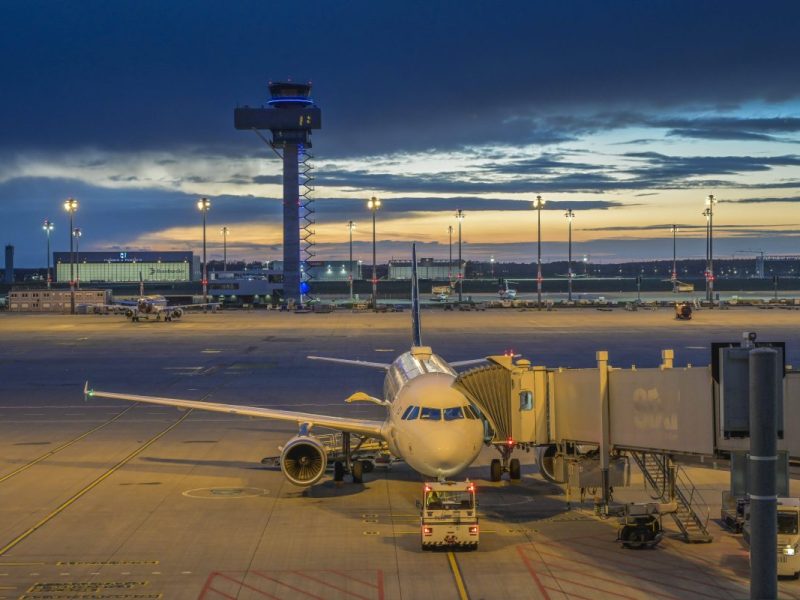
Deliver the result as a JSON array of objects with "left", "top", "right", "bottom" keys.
[
  {"left": 628, "top": 451, "right": 713, "bottom": 543},
  {"left": 298, "top": 145, "right": 316, "bottom": 285}
]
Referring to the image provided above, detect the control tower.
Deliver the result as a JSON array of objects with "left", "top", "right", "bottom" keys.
[{"left": 234, "top": 82, "right": 322, "bottom": 304}]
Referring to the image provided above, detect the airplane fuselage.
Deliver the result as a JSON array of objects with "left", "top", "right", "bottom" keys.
[{"left": 379, "top": 347, "right": 484, "bottom": 479}]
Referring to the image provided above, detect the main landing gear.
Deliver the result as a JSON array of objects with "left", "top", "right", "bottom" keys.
[{"left": 332, "top": 432, "right": 375, "bottom": 484}]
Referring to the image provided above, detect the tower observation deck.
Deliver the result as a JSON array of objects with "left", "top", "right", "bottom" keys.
[{"left": 234, "top": 82, "right": 322, "bottom": 304}]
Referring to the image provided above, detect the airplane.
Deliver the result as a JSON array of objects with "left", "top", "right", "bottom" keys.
[
  {"left": 109, "top": 275, "right": 219, "bottom": 321},
  {"left": 498, "top": 279, "right": 517, "bottom": 300},
  {"left": 85, "top": 245, "right": 489, "bottom": 487}
]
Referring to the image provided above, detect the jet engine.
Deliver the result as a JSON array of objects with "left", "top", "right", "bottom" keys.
[
  {"left": 171, "top": 308, "right": 183, "bottom": 319},
  {"left": 279, "top": 435, "right": 327, "bottom": 486}
]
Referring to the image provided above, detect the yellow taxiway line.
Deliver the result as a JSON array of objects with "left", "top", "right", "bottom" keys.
[{"left": 447, "top": 551, "right": 469, "bottom": 600}]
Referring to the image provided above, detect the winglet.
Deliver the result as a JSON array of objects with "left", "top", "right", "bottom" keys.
[
  {"left": 83, "top": 381, "right": 92, "bottom": 401},
  {"left": 411, "top": 243, "right": 422, "bottom": 347}
]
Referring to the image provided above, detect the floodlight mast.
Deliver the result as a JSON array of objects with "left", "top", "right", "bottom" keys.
[{"left": 234, "top": 82, "right": 322, "bottom": 306}]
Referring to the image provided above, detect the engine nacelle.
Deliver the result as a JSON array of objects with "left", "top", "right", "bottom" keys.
[
  {"left": 279, "top": 435, "right": 327, "bottom": 486},
  {"left": 171, "top": 308, "right": 183, "bottom": 319}
]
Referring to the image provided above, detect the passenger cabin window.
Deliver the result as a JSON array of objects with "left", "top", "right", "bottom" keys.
[
  {"left": 443, "top": 407, "right": 464, "bottom": 421},
  {"left": 402, "top": 405, "right": 420, "bottom": 420},
  {"left": 519, "top": 390, "right": 533, "bottom": 411},
  {"left": 419, "top": 407, "right": 441, "bottom": 421}
]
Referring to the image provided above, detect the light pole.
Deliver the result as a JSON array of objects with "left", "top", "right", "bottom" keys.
[
  {"left": 367, "top": 197, "right": 381, "bottom": 308},
  {"left": 72, "top": 227, "right": 82, "bottom": 289},
  {"left": 448, "top": 225, "right": 453, "bottom": 286},
  {"left": 63, "top": 198, "right": 78, "bottom": 314},
  {"left": 456, "top": 210, "right": 465, "bottom": 302},
  {"left": 533, "top": 195, "right": 546, "bottom": 310},
  {"left": 565, "top": 209, "right": 575, "bottom": 302},
  {"left": 490, "top": 256, "right": 495, "bottom": 278},
  {"left": 197, "top": 197, "right": 211, "bottom": 304},
  {"left": 705, "top": 194, "right": 717, "bottom": 304},
  {"left": 220, "top": 226, "right": 229, "bottom": 271},
  {"left": 347, "top": 220, "right": 356, "bottom": 300},
  {"left": 670, "top": 225, "right": 679, "bottom": 291},
  {"left": 42, "top": 219, "right": 54, "bottom": 289}
]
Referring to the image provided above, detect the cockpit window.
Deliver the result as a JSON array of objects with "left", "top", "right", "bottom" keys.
[
  {"left": 419, "top": 407, "right": 442, "bottom": 421},
  {"left": 402, "top": 405, "right": 420, "bottom": 420},
  {"left": 443, "top": 407, "right": 464, "bottom": 421}
]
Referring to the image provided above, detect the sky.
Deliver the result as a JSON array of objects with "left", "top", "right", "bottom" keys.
[{"left": 2, "top": 1, "right": 800, "bottom": 267}]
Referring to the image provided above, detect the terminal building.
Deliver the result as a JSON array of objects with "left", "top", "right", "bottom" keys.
[
  {"left": 388, "top": 258, "right": 460, "bottom": 280},
  {"left": 54, "top": 251, "right": 198, "bottom": 283}
]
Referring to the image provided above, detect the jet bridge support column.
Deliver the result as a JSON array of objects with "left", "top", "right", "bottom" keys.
[
  {"left": 597, "top": 351, "right": 611, "bottom": 513},
  {"left": 749, "top": 348, "right": 779, "bottom": 600}
]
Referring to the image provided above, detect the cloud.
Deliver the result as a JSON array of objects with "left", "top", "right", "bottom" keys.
[{"left": 720, "top": 196, "right": 800, "bottom": 204}]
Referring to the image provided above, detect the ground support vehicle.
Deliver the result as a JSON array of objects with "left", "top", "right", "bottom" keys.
[
  {"left": 418, "top": 481, "right": 479, "bottom": 550},
  {"left": 720, "top": 491, "right": 748, "bottom": 533},
  {"left": 617, "top": 502, "right": 664, "bottom": 549},
  {"left": 743, "top": 497, "right": 800, "bottom": 578},
  {"left": 675, "top": 302, "right": 693, "bottom": 320}
]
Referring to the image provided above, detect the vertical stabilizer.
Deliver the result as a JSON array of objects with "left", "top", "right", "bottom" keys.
[{"left": 411, "top": 243, "right": 422, "bottom": 347}]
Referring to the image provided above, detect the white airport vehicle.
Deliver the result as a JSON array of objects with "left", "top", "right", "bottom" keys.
[
  {"left": 743, "top": 497, "right": 800, "bottom": 578},
  {"left": 430, "top": 285, "right": 451, "bottom": 302},
  {"left": 86, "top": 245, "right": 488, "bottom": 488},
  {"left": 418, "top": 480, "right": 479, "bottom": 550}
]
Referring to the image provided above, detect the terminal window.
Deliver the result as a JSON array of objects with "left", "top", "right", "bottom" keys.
[{"left": 519, "top": 391, "right": 533, "bottom": 411}]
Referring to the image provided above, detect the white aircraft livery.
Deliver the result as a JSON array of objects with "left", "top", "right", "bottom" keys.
[{"left": 87, "top": 244, "right": 486, "bottom": 486}]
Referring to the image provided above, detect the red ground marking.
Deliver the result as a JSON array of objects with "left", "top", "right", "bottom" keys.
[
  {"left": 204, "top": 586, "right": 237, "bottom": 600},
  {"left": 527, "top": 546, "right": 738, "bottom": 600},
  {"left": 536, "top": 539, "right": 744, "bottom": 594},
  {"left": 539, "top": 571, "right": 640, "bottom": 600},
  {"left": 252, "top": 570, "right": 326, "bottom": 600},
  {"left": 516, "top": 545, "right": 552, "bottom": 600},
  {"left": 292, "top": 570, "right": 374, "bottom": 600},
  {"left": 376, "top": 569, "right": 384, "bottom": 600},
  {"left": 198, "top": 571, "right": 283, "bottom": 600}
]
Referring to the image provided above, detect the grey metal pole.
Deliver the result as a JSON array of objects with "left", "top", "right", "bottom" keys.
[
  {"left": 448, "top": 225, "right": 453, "bottom": 285},
  {"left": 371, "top": 209, "right": 377, "bottom": 307},
  {"left": 202, "top": 209, "right": 207, "bottom": 305},
  {"left": 457, "top": 212, "right": 463, "bottom": 303},
  {"left": 68, "top": 211, "right": 75, "bottom": 314},
  {"left": 567, "top": 212, "right": 573, "bottom": 302},
  {"left": 709, "top": 201, "right": 715, "bottom": 304},
  {"left": 597, "top": 350, "right": 611, "bottom": 512},
  {"left": 74, "top": 229, "right": 80, "bottom": 290},
  {"left": 749, "top": 348, "right": 779, "bottom": 600},
  {"left": 537, "top": 202, "right": 543, "bottom": 310},
  {"left": 348, "top": 221, "right": 354, "bottom": 301},
  {"left": 672, "top": 225, "right": 677, "bottom": 291}
]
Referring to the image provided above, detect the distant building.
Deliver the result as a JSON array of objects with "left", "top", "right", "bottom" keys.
[
  {"left": 268, "top": 260, "right": 363, "bottom": 282},
  {"left": 388, "top": 258, "right": 460, "bottom": 280},
  {"left": 54, "top": 251, "right": 198, "bottom": 283},
  {"left": 8, "top": 288, "right": 110, "bottom": 312}
]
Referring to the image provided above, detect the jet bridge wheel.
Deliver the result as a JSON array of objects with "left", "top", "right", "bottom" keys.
[
  {"left": 509, "top": 458, "right": 521, "bottom": 480},
  {"left": 352, "top": 460, "right": 364, "bottom": 484},
  {"left": 490, "top": 459, "right": 502, "bottom": 482}
]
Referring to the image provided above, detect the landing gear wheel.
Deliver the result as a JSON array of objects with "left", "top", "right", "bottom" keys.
[
  {"left": 509, "top": 458, "right": 521, "bottom": 480},
  {"left": 361, "top": 460, "right": 374, "bottom": 473},
  {"left": 333, "top": 461, "right": 345, "bottom": 482},
  {"left": 352, "top": 460, "right": 364, "bottom": 484},
  {"left": 490, "top": 459, "right": 502, "bottom": 482}
]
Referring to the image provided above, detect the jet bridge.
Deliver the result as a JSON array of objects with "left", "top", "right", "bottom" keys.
[{"left": 454, "top": 338, "right": 799, "bottom": 543}]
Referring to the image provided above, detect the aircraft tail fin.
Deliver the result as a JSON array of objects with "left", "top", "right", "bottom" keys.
[{"left": 411, "top": 243, "right": 422, "bottom": 347}]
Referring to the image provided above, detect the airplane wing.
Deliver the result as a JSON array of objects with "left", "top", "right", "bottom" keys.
[
  {"left": 85, "top": 383, "right": 385, "bottom": 438},
  {"left": 306, "top": 356, "right": 391, "bottom": 370},
  {"left": 165, "top": 302, "right": 221, "bottom": 311}
]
